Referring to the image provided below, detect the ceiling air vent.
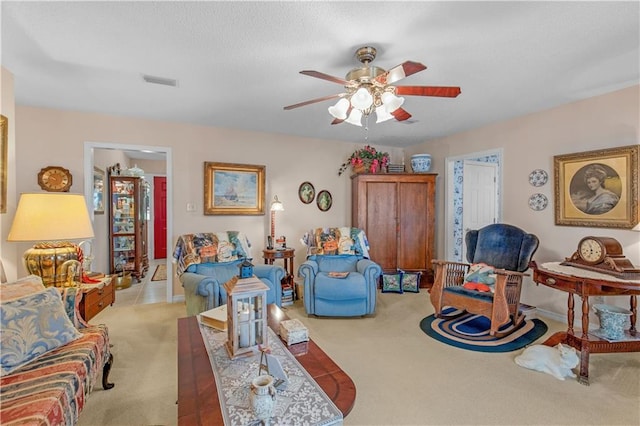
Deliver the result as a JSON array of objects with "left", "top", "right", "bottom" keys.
[{"left": 142, "top": 74, "right": 178, "bottom": 87}]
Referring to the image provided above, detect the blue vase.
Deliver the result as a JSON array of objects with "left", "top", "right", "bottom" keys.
[{"left": 411, "top": 154, "right": 432, "bottom": 173}]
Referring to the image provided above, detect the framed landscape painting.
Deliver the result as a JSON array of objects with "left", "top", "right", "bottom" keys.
[
  {"left": 204, "top": 162, "right": 265, "bottom": 215},
  {"left": 554, "top": 145, "right": 639, "bottom": 228}
]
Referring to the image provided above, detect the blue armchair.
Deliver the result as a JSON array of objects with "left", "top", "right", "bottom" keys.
[
  {"left": 298, "top": 227, "right": 382, "bottom": 317},
  {"left": 429, "top": 223, "right": 539, "bottom": 337},
  {"left": 173, "top": 232, "right": 285, "bottom": 316}
]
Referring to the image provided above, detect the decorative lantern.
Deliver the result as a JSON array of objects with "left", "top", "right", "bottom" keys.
[
  {"left": 224, "top": 276, "right": 269, "bottom": 359},
  {"left": 238, "top": 257, "right": 254, "bottom": 279}
]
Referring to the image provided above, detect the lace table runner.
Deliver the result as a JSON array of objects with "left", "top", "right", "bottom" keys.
[
  {"left": 198, "top": 319, "right": 343, "bottom": 426},
  {"left": 540, "top": 262, "right": 640, "bottom": 284}
]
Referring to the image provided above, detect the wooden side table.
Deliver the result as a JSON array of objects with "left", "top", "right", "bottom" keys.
[
  {"left": 80, "top": 276, "right": 116, "bottom": 321},
  {"left": 263, "top": 248, "right": 295, "bottom": 301},
  {"left": 530, "top": 261, "right": 640, "bottom": 385}
]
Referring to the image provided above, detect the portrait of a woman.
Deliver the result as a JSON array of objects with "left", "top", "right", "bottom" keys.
[{"left": 571, "top": 164, "right": 620, "bottom": 215}]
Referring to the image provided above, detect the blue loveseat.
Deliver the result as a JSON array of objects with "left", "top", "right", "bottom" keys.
[{"left": 173, "top": 232, "right": 285, "bottom": 316}]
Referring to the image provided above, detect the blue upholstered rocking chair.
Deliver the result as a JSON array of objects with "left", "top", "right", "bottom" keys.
[{"left": 429, "top": 223, "right": 539, "bottom": 337}]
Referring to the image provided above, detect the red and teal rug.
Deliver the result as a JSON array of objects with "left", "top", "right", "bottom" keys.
[{"left": 420, "top": 309, "right": 548, "bottom": 352}]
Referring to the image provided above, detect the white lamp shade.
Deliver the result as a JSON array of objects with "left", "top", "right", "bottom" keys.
[
  {"left": 350, "top": 87, "right": 374, "bottom": 110},
  {"left": 328, "top": 98, "right": 350, "bottom": 119},
  {"left": 382, "top": 92, "right": 405, "bottom": 112},
  {"left": 270, "top": 195, "right": 284, "bottom": 212},
  {"left": 375, "top": 105, "right": 394, "bottom": 123},
  {"left": 8, "top": 193, "right": 95, "bottom": 242},
  {"left": 345, "top": 108, "right": 363, "bottom": 126}
]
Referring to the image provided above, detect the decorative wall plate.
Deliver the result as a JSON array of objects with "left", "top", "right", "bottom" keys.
[
  {"left": 528, "top": 169, "right": 548, "bottom": 187},
  {"left": 528, "top": 193, "right": 548, "bottom": 211}
]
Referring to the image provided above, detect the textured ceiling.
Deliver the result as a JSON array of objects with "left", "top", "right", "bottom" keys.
[{"left": 2, "top": 1, "right": 638, "bottom": 149}]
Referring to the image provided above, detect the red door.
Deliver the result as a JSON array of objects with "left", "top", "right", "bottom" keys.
[{"left": 153, "top": 176, "right": 167, "bottom": 259}]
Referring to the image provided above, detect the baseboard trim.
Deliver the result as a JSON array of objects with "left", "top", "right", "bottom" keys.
[{"left": 172, "top": 295, "right": 185, "bottom": 303}]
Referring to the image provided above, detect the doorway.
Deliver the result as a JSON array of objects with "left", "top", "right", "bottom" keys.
[
  {"left": 445, "top": 149, "right": 502, "bottom": 261},
  {"left": 83, "top": 142, "right": 173, "bottom": 303}
]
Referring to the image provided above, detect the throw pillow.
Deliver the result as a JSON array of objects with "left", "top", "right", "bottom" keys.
[
  {"left": 463, "top": 263, "right": 496, "bottom": 293},
  {"left": 0, "top": 275, "right": 46, "bottom": 303},
  {"left": 381, "top": 272, "right": 403, "bottom": 294},
  {"left": 0, "top": 287, "right": 82, "bottom": 376},
  {"left": 400, "top": 271, "right": 421, "bottom": 293}
]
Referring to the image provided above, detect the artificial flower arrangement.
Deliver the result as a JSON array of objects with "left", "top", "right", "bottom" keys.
[{"left": 338, "top": 145, "right": 390, "bottom": 176}]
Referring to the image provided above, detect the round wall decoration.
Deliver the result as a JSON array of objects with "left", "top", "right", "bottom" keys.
[
  {"left": 316, "top": 190, "right": 332, "bottom": 212},
  {"left": 528, "top": 193, "right": 548, "bottom": 211},
  {"left": 298, "top": 181, "right": 315, "bottom": 204},
  {"left": 528, "top": 169, "right": 548, "bottom": 187}
]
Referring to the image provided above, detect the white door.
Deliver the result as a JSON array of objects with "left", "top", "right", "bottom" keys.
[{"left": 462, "top": 160, "right": 498, "bottom": 261}]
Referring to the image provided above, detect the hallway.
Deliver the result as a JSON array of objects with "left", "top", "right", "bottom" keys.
[{"left": 112, "top": 258, "right": 167, "bottom": 307}]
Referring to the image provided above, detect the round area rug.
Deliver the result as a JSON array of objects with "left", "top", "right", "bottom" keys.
[{"left": 420, "top": 309, "right": 548, "bottom": 353}]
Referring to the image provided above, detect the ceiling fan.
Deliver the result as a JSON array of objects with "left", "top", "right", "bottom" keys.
[{"left": 284, "top": 46, "right": 461, "bottom": 127}]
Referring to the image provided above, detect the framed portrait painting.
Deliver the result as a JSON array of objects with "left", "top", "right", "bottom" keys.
[
  {"left": 554, "top": 145, "right": 639, "bottom": 228},
  {"left": 204, "top": 162, "right": 265, "bottom": 215}
]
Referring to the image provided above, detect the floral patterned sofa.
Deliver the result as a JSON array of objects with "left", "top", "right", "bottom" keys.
[
  {"left": 0, "top": 275, "right": 114, "bottom": 425},
  {"left": 173, "top": 232, "right": 285, "bottom": 316}
]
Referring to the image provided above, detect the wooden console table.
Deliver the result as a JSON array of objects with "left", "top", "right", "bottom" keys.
[
  {"left": 79, "top": 276, "right": 115, "bottom": 321},
  {"left": 530, "top": 261, "right": 640, "bottom": 385},
  {"left": 177, "top": 304, "right": 355, "bottom": 425}
]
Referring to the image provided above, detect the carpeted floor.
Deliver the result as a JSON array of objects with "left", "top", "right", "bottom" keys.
[{"left": 78, "top": 293, "right": 640, "bottom": 426}]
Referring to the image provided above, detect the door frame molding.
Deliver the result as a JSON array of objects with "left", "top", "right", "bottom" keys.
[
  {"left": 83, "top": 142, "right": 173, "bottom": 303},
  {"left": 444, "top": 148, "right": 503, "bottom": 261}
]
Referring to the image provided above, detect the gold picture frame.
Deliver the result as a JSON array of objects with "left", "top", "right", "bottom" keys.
[
  {"left": 93, "top": 167, "right": 106, "bottom": 214},
  {"left": 0, "top": 115, "right": 7, "bottom": 213},
  {"left": 554, "top": 145, "right": 639, "bottom": 228},
  {"left": 204, "top": 162, "right": 265, "bottom": 215}
]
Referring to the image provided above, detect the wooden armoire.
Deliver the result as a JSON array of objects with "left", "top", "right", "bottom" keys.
[{"left": 351, "top": 173, "right": 437, "bottom": 287}]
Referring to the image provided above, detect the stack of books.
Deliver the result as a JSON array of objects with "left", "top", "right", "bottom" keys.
[
  {"left": 387, "top": 164, "right": 405, "bottom": 173},
  {"left": 199, "top": 305, "right": 227, "bottom": 331},
  {"left": 282, "top": 282, "right": 294, "bottom": 306}
]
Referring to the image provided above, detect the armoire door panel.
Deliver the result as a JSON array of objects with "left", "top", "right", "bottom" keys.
[
  {"left": 398, "top": 182, "right": 430, "bottom": 270},
  {"left": 365, "top": 181, "right": 397, "bottom": 270}
]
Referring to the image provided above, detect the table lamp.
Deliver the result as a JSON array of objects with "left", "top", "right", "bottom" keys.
[
  {"left": 7, "top": 193, "right": 95, "bottom": 287},
  {"left": 270, "top": 195, "right": 284, "bottom": 248}
]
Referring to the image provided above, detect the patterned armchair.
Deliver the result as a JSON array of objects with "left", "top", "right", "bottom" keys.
[
  {"left": 429, "top": 223, "right": 539, "bottom": 337},
  {"left": 298, "top": 227, "right": 382, "bottom": 317},
  {"left": 173, "top": 232, "right": 285, "bottom": 316}
]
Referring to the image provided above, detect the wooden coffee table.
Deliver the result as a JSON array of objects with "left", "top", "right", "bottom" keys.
[{"left": 177, "top": 304, "right": 356, "bottom": 425}]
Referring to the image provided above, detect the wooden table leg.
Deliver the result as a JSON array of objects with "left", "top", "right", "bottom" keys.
[
  {"left": 567, "top": 293, "right": 574, "bottom": 335},
  {"left": 630, "top": 295, "right": 637, "bottom": 336}
]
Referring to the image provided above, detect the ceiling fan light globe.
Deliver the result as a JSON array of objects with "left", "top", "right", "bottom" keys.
[
  {"left": 382, "top": 92, "right": 405, "bottom": 112},
  {"left": 345, "top": 109, "right": 363, "bottom": 126},
  {"left": 328, "top": 98, "right": 350, "bottom": 119},
  {"left": 350, "top": 87, "right": 374, "bottom": 110},
  {"left": 375, "top": 105, "right": 394, "bottom": 123}
]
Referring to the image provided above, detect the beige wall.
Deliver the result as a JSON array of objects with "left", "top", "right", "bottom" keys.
[
  {"left": 4, "top": 105, "right": 401, "bottom": 297},
  {"left": 406, "top": 85, "right": 640, "bottom": 317},
  {"left": 3, "top": 80, "right": 638, "bottom": 319},
  {"left": 1, "top": 67, "right": 17, "bottom": 280}
]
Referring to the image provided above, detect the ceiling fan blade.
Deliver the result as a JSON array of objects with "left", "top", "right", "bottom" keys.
[
  {"left": 391, "top": 108, "right": 412, "bottom": 122},
  {"left": 375, "top": 61, "right": 427, "bottom": 85},
  {"left": 395, "top": 86, "right": 461, "bottom": 97},
  {"left": 331, "top": 117, "right": 345, "bottom": 125},
  {"left": 300, "top": 70, "right": 349, "bottom": 85},
  {"left": 283, "top": 93, "right": 343, "bottom": 110}
]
